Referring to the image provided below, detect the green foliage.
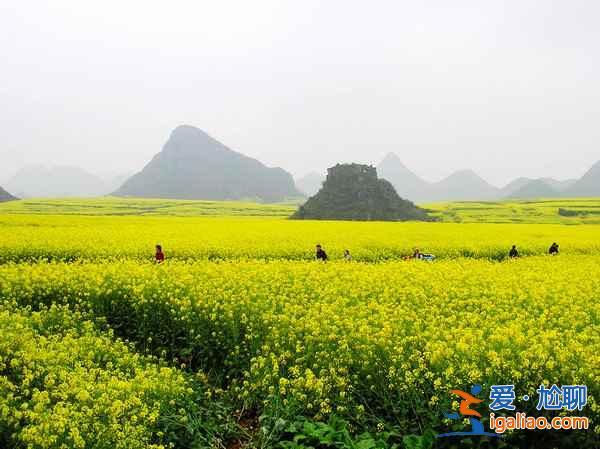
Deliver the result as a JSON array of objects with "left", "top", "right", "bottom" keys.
[
  {"left": 269, "top": 416, "right": 403, "bottom": 449},
  {"left": 558, "top": 207, "right": 600, "bottom": 217},
  {"left": 400, "top": 432, "right": 435, "bottom": 449}
]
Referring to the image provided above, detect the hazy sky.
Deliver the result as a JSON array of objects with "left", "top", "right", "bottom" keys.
[{"left": 1, "top": 0, "right": 598, "bottom": 186}]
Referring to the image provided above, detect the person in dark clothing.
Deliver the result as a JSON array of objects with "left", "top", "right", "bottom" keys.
[
  {"left": 509, "top": 245, "right": 519, "bottom": 258},
  {"left": 316, "top": 244, "right": 328, "bottom": 261},
  {"left": 549, "top": 242, "right": 559, "bottom": 255},
  {"left": 155, "top": 244, "right": 165, "bottom": 263}
]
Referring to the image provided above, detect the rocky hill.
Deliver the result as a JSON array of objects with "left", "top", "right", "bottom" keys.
[{"left": 291, "top": 163, "right": 429, "bottom": 221}]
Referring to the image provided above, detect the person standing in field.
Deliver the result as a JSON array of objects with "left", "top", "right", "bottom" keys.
[
  {"left": 549, "top": 242, "right": 559, "bottom": 255},
  {"left": 343, "top": 249, "right": 352, "bottom": 261},
  {"left": 509, "top": 245, "right": 519, "bottom": 258},
  {"left": 155, "top": 244, "right": 165, "bottom": 263},
  {"left": 316, "top": 244, "right": 328, "bottom": 262}
]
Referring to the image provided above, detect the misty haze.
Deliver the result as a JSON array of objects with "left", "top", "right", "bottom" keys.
[{"left": 1, "top": 0, "right": 599, "bottom": 198}]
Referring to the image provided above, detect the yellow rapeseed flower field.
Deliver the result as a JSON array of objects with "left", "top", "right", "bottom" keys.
[
  {"left": 0, "top": 257, "right": 598, "bottom": 446},
  {"left": 0, "top": 305, "right": 213, "bottom": 449},
  {"left": 1, "top": 213, "right": 600, "bottom": 263},
  {"left": 1, "top": 198, "right": 599, "bottom": 448}
]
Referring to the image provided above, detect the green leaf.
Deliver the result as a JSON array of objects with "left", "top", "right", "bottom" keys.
[{"left": 356, "top": 438, "right": 377, "bottom": 449}]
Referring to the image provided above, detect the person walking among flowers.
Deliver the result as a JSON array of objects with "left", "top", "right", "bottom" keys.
[
  {"left": 155, "top": 244, "right": 165, "bottom": 263},
  {"left": 315, "top": 244, "right": 328, "bottom": 262}
]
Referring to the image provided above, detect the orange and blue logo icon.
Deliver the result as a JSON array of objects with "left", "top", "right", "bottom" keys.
[{"left": 437, "top": 384, "right": 500, "bottom": 438}]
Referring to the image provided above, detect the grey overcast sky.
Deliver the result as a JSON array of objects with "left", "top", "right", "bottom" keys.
[{"left": 1, "top": 0, "right": 598, "bottom": 186}]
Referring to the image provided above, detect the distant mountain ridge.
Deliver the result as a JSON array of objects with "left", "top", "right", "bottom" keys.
[
  {"left": 499, "top": 177, "right": 576, "bottom": 198},
  {"left": 506, "top": 179, "right": 559, "bottom": 199},
  {"left": 115, "top": 125, "right": 301, "bottom": 202},
  {"left": 6, "top": 165, "right": 107, "bottom": 198},
  {"left": 564, "top": 161, "right": 600, "bottom": 197},
  {"left": 0, "top": 186, "right": 17, "bottom": 202},
  {"left": 499, "top": 177, "right": 533, "bottom": 197},
  {"left": 539, "top": 177, "right": 577, "bottom": 192},
  {"left": 6, "top": 141, "right": 597, "bottom": 202},
  {"left": 376, "top": 153, "right": 432, "bottom": 201},
  {"left": 377, "top": 154, "right": 498, "bottom": 202},
  {"left": 433, "top": 169, "right": 498, "bottom": 201},
  {"left": 377, "top": 153, "right": 600, "bottom": 202}
]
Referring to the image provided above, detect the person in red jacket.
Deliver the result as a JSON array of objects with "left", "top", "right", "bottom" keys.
[{"left": 155, "top": 244, "right": 165, "bottom": 263}]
